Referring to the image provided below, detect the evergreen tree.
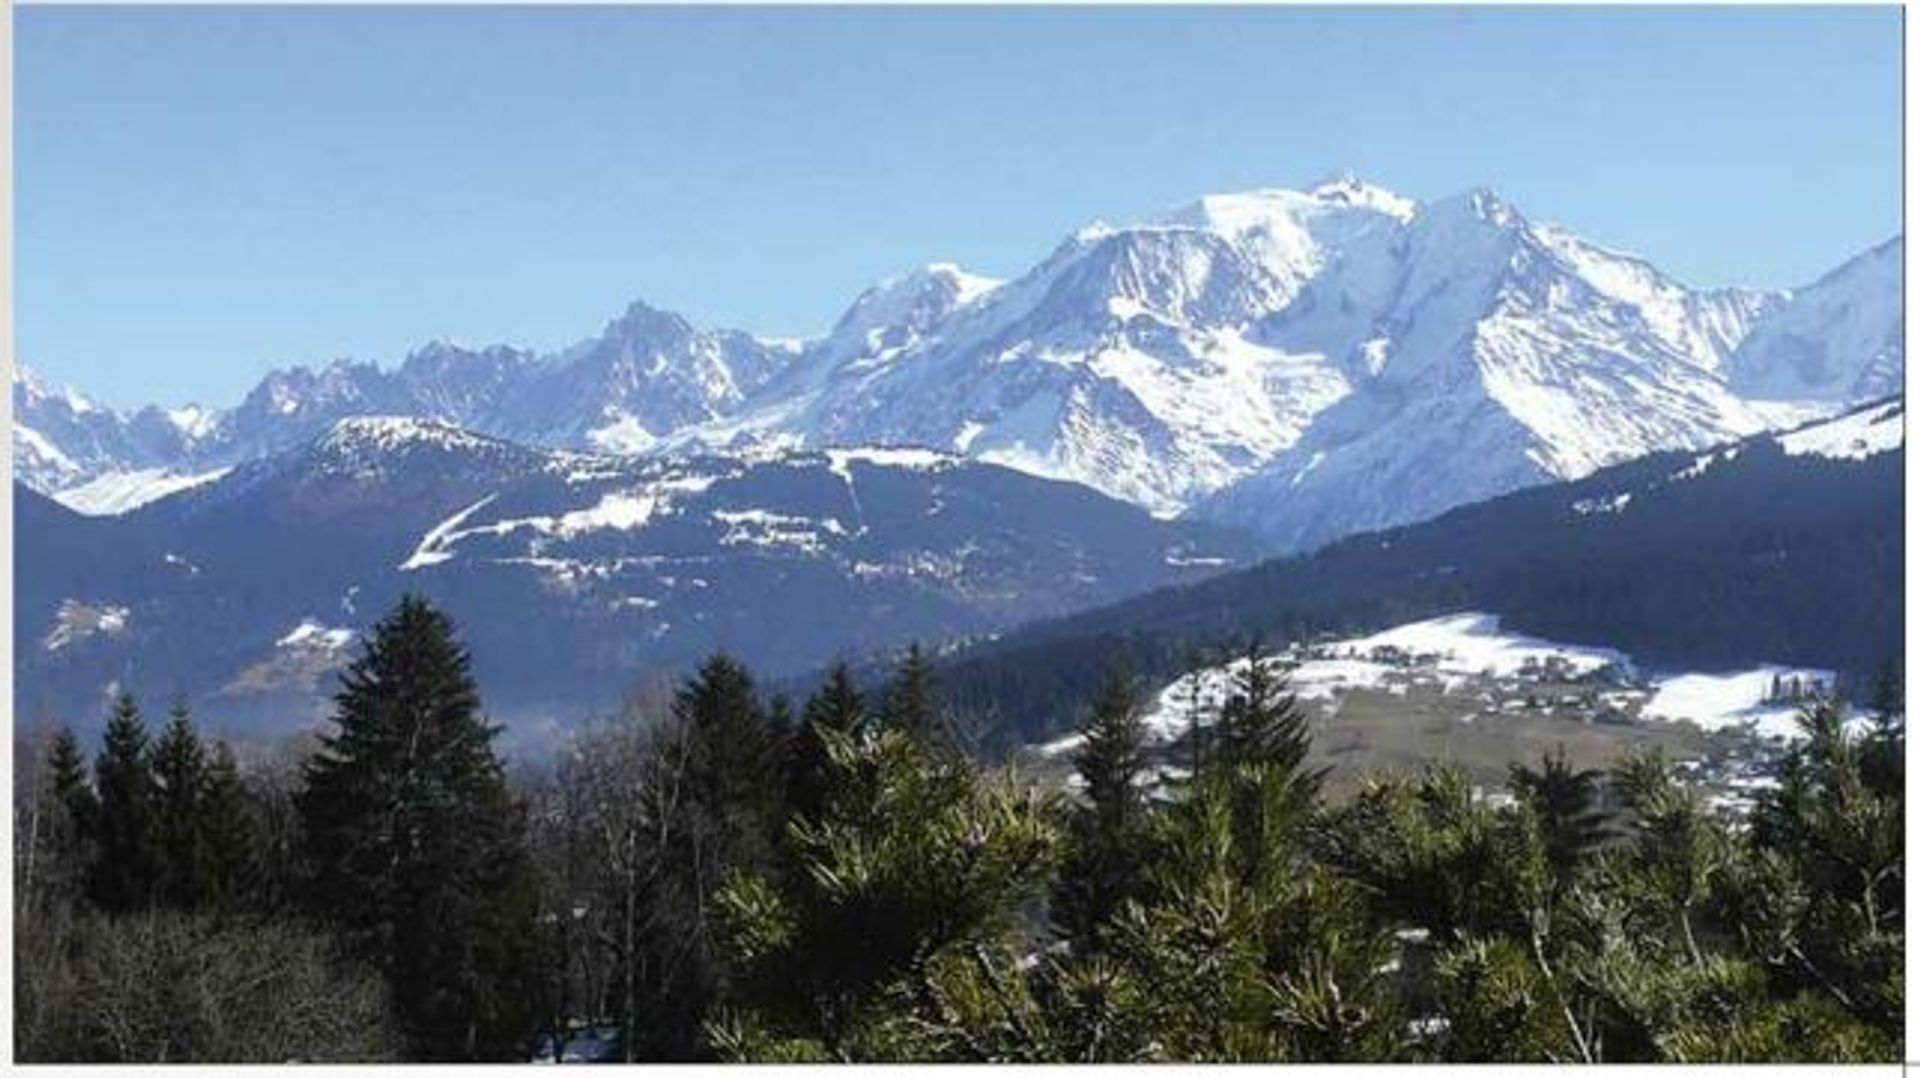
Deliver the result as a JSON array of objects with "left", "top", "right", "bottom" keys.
[
  {"left": 881, "top": 643, "right": 943, "bottom": 748},
  {"left": 1508, "top": 746, "right": 1611, "bottom": 893},
  {"left": 1860, "top": 663, "right": 1903, "bottom": 799},
  {"left": 711, "top": 725, "right": 1058, "bottom": 1058},
  {"left": 20, "top": 726, "right": 95, "bottom": 926},
  {"left": 297, "top": 595, "right": 541, "bottom": 1060},
  {"left": 674, "top": 652, "right": 786, "bottom": 874},
  {"left": 90, "top": 692, "right": 159, "bottom": 914},
  {"left": 788, "top": 662, "right": 867, "bottom": 822},
  {"left": 1051, "top": 665, "right": 1152, "bottom": 954},
  {"left": 1214, "top": 639, "right": 1317, "bottom": 784},
  {"left": 199, "top": 741, "right": 260, "bottom": 910},
  {"left": 152, "top": 701, "right": 210, "bottom": 910},
  {"left": 48, "top": 727, "right": 97, "bottom": 836}
]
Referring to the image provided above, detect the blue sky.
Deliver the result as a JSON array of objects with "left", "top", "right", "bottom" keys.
[{"left": 18, "top": 6, "right": 1903, "bottom": 408}]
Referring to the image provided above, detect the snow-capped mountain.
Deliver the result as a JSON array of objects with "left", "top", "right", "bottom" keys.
[
  {"left": 13, "top": 306, "right": 800, "bottom": 510},
  {"left": 12, "top": 364, "right": 224, "bottom": 493},
  {"left": 1192, "top": 188, "right": 1813, "bottom": 551},
  {"left": 681, "top": 178, "right": 1418, "bottom": 513},
  {"left": 686, "top": 178, "right": 1895, "bottom": 534},
  {"left": 15, "top": 178, "right": 1901, "bottom": 555},
  {"left": 16, "top": 415, "right": 1252, "bottom": 734},
  {"left": 1728, "top": 236, "right": 1904, "bottom": 403}
]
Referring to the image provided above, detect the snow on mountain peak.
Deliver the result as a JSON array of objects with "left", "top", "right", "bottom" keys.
[
  {"left": 12, "top": 178, "right": 1901, "bottom": 561},
  {"left": 317, "top": 415, "right": 502, "bottom": 457},
  {"left": 1304, "top": 174, "right": 1419, "bottom": 218}
]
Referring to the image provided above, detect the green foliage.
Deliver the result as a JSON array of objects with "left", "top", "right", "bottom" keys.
[
  {"left": 197, "top": 741, "right": 261, "bottom": 911},
  {"left": 1509, "top": 745, "right": 1611, "bottom": 892},
  {"left": 48, "top": 728, "right": 96, "bottom": 831},
  {"left": 712, "top": 725, "right": 1059, "bottom": 1058},
  {"left": 1051, "top": 665, "right": 1153, "bottom": 954},
  {"left": 297, "top": 595, "right": 542, "bottom": 1060},
  {"left": 880, "top": 642, "right": 945, "bottom": 749},
  {"left": 788, "top": 661, "right": 867, "bottom": 823},
  {"left": 1213, "top": 640, "right": 1318, "bottom": 785},
  {"left": 151, "top": 702, "right": 209, "bottom": 910},
  {"left": 675, "top": 652, "right": 787, "bottom": 875},
  {"left": 89, "top": 693, "right": 159, "bottom": 914},
  {"left": 13, "top": 636, "right": 1902, "bottom": 1065}
]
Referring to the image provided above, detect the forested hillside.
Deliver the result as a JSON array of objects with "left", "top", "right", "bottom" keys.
[{"left": 922, "top": 410, "right": 1902, "bottom": 751}]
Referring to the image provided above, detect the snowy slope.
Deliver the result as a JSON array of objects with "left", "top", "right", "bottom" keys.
[
  {"left": 1123, "top": 611, "right": 1838, "bottom": 749},
  {"left": 1728, "top": 236, "right": 1904, "bottom": 403},
  {"left": 1189, "top": 190, "right": 1869, "bottom": 552},
  {"left": 53, "top": 467, "right": 233, "bottom": 515}
]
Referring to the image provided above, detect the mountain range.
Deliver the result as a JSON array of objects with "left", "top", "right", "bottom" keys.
[{"left": 16, "top": 178, "right": 1903, "bottom": 554}]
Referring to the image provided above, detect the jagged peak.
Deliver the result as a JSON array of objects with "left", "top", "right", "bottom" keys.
[
  {"left": 12, "top": 362, "right": 106, "bottom": 415},
  {"left": 603, "top": 297, "right": 696, "bottom": 341}
]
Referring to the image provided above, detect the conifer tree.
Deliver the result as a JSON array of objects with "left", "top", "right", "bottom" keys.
[
  {"left": 297, "top": 595, "right": 541, "bottom": 1060},
  {"left": 199, "top": 741, "right": 259, "bottom": 910},
  {"left": 788, "top": 662, "right": 867, "bottom": 822},
  {"left": 152, "top": 700, "right": 210, "bottom": 909},
  {"left": 1051, "top": 665, "right": 1153, "bottom": 954},
  {"left": 1214, "top": 639, "right": 1316, "bottom": 783},
  {"left": 48, "top": 727, "right": 97, "bottom": 836},
  {"left": 90, "top": 692, "right": 159, "bottom": 914},
  {"left": 674, "top": 652, "right": 786, "bottom": 874},
  {"left": 1508, "top": 746, "right": 1610, "bottom": 893},
  {"left": 881, "top": 643, "right": 943, "bottom": 748}
]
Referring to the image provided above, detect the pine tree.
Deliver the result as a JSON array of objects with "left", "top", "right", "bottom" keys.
[
  {"left": 151, "top": 700, "right": 210, "bottom": 909},
  {"left": 297, "top": 595, "right": 541, "bottom": 1060},
  {"left": 90, "top": 692, "right": 159, "bottom": 914},
  {"left": 1051, "top": 664, "right": 1153, "bottom": 954},
  {"left": 711, "top": 724, "right": 1058, "bottom": 1057},
  {"left": 1508, "top": 746, "right": 1610, "bottom": 893},
  {"left": 788, "top": 662, "right": 868, "bottom": 822}
]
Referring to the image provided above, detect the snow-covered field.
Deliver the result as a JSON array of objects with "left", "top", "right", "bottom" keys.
[
  {"left": 1038, "top": 611, "right": 1844, "bottom": 758},
  {"left": 1641, "top": 667, "right": 1834, "bottom": 741}
]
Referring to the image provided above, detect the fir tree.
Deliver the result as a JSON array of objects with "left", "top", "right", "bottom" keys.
[
  {"left": 48, "top": 727, "right": 97, "bottom": 835},
  {"left": 674, "top": 652, "right": 786, "bottom": 874},
  {"left": 881, "top": 643, "right": 943, "bottom": 748},
  {"left": 90, "top": 692, "right": 159, "bottom": 914},
  {"left": 788, "top": 662, "right": 867, "bottom": 822},
  {"left": 297, "top": 595, "right": 541, "bottom": 1060},
  {"left": 1051, "top": 665, "right": 1153, "bottom": 954},
  {"left": 1214, "top": 639, "right": 1317, "bottom": 783},
  {"left": 152, "top": 700, "right": 210, "bottom": 910},
  {"left": 200, "top": 741, "right": 260, "bottom": 911}
]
